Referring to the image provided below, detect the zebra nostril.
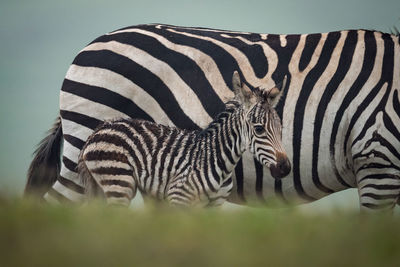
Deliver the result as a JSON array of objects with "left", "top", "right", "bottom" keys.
[
  {"left": 269, "top": 155, "right": 291, "bottom": 179},
  {"left": 282, "top": 158, "right": 291, "bottom": 176}
]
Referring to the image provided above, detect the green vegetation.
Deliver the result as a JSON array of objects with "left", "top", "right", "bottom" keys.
[{"left": 1, "top": 199, "right": 399, "bottom": 267}]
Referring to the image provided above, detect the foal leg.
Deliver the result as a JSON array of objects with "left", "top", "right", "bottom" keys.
[
  {"left": 80, "top": 159, "right": 138, "bottom": 206},
  {"left": 166, "top": 175, "right": 197, "bottom": 207}
]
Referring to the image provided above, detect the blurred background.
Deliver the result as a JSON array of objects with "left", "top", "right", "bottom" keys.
[{"left": 0, "top": 0, "right": 399, "bottom": 211}]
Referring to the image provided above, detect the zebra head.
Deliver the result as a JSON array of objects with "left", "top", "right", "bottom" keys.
[{"left": 232, "top": 71, "right": 291, "bottom": 179}]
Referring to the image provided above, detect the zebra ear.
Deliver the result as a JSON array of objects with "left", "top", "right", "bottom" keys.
[
  {"left": 266, "top": 75, "right": 287, "bottom": 107},
  {"left": 232, "top": 71, "right": 242, "bottom": 95},
  {"left": 232, "top": 71, "right": 253, "bottom": 105}
]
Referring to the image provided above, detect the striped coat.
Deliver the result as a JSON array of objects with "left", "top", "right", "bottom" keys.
[{"left": 26, "top": 24, "right": 400, "bottom": 212}]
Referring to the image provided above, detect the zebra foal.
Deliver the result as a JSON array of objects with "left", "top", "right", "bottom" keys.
[{"left": 78, "top": 72, "right": 290, "bottom": 206}]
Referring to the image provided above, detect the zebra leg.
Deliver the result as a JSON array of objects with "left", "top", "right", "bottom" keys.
[
  {"left": 82, "top": 160, "right": 138, "bottom": 207},
  {"left": 356, "top": 171, "right": 400, "bottom": 213},
  {"left": 166, "top": 187, "right": 192, "bottom": 207},
  {"left": 44, "top": 140, "right": 86, "bottom": 203},
  {"left": 166, "top": 176, "right": 232, "bottom": 208},
  {"left": 165, "top": 175, "right": 197, "bottom": 207},
  {"left": 94, "top": 172, "right": 138, "bottom": 207},
  {"left": 353, "top": 136, "right": 400, "bottom": 212}
]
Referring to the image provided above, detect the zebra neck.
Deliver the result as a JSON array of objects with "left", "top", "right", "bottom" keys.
[{"left": 194, "top": 102, "right": 247, "bottom": 178}]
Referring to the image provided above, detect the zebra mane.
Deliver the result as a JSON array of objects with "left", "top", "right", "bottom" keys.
[
  {"left": 196, "top": 100, "right": 241, "bottom": 138},
  {"left": 391, "top": 25, "right": 399, "bottom": 36}
]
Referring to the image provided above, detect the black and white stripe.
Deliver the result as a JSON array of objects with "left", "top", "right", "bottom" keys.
[
  {"left": 77, "top": 73, "right": 289, "bottom": 206},
  {"left": 26, "top": 24, "right": 400, "bottom": 212}
]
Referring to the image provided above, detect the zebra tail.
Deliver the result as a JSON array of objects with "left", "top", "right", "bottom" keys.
[{"left": 24, "top": 117, "right": 62, "bottom": 198}]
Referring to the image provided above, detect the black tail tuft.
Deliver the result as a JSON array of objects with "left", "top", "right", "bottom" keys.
[{"left": 24, "top": 117, "right": 63, "bottom": 199}]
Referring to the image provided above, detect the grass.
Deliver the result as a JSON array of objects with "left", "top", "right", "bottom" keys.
[{"left": 1, "top": 198, "right": 400, "bottom": 267}]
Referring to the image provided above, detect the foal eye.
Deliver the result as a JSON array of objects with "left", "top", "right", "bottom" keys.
[{"left": 254, "top": 125, "right": 265, "bottom": 135}]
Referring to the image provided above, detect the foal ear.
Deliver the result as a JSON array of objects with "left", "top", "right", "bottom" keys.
[
  {"left": 266, "top": 75, "right": 288, "bottom": 107},
  {"left": 232, "top": 71, "right": 253, "bottom": 105},
  {"left": 232, "top": 71, "right": 242, "bottom": 95}
]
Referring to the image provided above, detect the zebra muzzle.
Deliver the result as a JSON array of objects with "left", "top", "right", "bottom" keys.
[{"left": 269, "top": 152, "right": 291, "bottom": 179}]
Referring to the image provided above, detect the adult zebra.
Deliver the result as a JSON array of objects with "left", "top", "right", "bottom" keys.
[{"left": 25, "top": 24, "right": 400, "bottom": 212}]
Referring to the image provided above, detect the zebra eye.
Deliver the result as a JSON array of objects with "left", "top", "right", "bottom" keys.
[{"left": 254, "top": 125, "right": 265, "bottom": 135}]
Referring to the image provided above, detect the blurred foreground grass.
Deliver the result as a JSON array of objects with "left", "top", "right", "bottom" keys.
[{"left": 1, "top": 198, "right": 399, "bottom": 267}]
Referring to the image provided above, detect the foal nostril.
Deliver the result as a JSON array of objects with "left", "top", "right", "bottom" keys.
[
  {"left": 269, "top": 154, "right": 291, "bottom": 179},
  {"left": 281, "top": 158, "right": 291, "bottom": 176}
]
